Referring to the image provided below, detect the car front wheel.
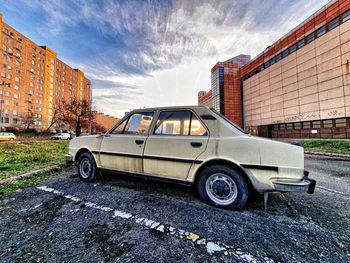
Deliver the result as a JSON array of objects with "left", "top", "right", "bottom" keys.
[
  {"left": 77, "top": 152, "right": 98, "bottom": 182},
  {"left": 197, "top": 165, "right": 249, "bottom": 210}
]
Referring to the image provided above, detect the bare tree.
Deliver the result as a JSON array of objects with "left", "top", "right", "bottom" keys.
[
  {"left": 18, "top": 111, "right": 37, "bottom": 131},
  {"left": 45, "top": 101, "right": 65, "bottom": 132},
  {"left": 62, "top": 99, "right": 93, "bottom": 136}
]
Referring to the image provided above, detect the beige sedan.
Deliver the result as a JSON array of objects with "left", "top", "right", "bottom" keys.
[
  {"left": 66, "top": 106, "right": 316, "bottom": 210},
  {"left": 0, "top": 132, "right": 16, "bottom": 141}
]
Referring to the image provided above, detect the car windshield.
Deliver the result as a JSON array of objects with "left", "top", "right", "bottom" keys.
[{"left": 210, "top": 108, "right": 248, "bottom": 134}]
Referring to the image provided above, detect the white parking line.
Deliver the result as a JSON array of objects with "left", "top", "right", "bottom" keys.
[
  {"left": 316, "top": 185, "right": 348, "bottom": 196},
  {"left": 37, "top": 185, "right": 270, "bottom": 262}
]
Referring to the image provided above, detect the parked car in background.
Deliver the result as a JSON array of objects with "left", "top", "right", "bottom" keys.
[
  {"left": 51, "top": 132, "right": 70, "bottom": 140},
  {"left": 0, "top": 132, "right": 16, "bottom": 141},
  {"left": 5, "top": 126, "right": 19, "bottom": 135},
  {"left": 67, "top": 106, "right": 316, "bottom": 210},
  {"left": 80, "top": 132, "right": 90, "bottom": 136}
]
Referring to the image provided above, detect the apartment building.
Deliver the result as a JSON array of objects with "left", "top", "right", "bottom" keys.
[
  {"left": 199, "top": 0, "right": 350, "bottom": 139},
  {"left": 0, "top": 14, "right": 91, "bottom": 131}
]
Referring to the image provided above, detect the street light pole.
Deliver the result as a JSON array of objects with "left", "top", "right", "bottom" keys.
[{"left": 0, "top": 81, "right": 11, "bottom": 132}]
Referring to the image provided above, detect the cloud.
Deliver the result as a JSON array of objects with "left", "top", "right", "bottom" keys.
[{"left": 1, "top": 0, "right": 330, "bottom": 117}]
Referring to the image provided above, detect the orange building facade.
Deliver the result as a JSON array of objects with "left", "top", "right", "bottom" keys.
[
  {"left": 199, "top": 0, "right": 350, "bottom": 139},
  {"left": 92, "top": 112, "right": 118, "bottom": 133},
  {"left": 0, "top": 14, "right": 91, "bottom": 131}
]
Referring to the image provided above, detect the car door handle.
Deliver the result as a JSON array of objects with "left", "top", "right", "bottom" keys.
[
  {"left": 190, "top": 142, "right": 202, "bottom": 147},
  {"left": 135, "top": 139, "right": 144, "bottom": 145}
]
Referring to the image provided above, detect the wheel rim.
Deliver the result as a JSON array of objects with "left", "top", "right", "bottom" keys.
[
  {"left": 79, "top": 158, "right": 92, "bottom": 179},
  {"left": 205, "top": 173, "right": 238, "bottom": 205}
]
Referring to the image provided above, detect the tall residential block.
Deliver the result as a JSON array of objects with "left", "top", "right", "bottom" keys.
[
  {"left": 0, "top": 14, "right": 91, "bottom": 131},
  {"left": 199, "top": 0, "right": 350, "bottom": 139}
]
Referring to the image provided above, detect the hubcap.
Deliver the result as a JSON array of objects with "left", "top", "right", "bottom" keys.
[
  {"left": 205, "top": 173, "right": 238, "bottom": 205},
  {"left": 79, "top": 158, "right": 92, "bottom": 179}
]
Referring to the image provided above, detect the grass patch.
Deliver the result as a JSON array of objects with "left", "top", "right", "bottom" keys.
[
  {"left": 300, "top": 139, "right": 350, "bottom": 155},
  {"left": 0, "top": 141, "right": 68, "bottom": 180},
  {"left": 0, "top": 170, "right": 60, "bottom": 198}
]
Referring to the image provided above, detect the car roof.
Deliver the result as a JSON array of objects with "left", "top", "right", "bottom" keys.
[{"left": 130, "top": 105, "right": 210, "bottom": 112}]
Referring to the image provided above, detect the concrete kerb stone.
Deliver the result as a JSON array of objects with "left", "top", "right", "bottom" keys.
[
  {"left": 305, "top": 151, "right": 350, "bottom": 160},
  {"left": 0, "top": 165, "right": 61, "bottom": 184}
]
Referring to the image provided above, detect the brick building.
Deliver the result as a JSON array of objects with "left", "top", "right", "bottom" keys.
[
  {"left": 210, "top": 55, "right": 251, "bottom": 127},
  {"left": 198, "top": 90, "right": 212, "bottom": 107},
  {"left": 0, "top": 14, "right": 91, "bottom": 131},
  {"left": 92, "top": 112, "right": 118, "bottom": 134},
  {"left": 199, "top": 0, "right": 350, "bottom": 139}
]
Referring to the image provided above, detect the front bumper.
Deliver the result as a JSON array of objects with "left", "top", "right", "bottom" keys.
[
  {"left": 273, "top": 171, "right": 316, "bottom": 194},
  {"left": 65, "top": 154, "right": 74, "bottom": 165}
]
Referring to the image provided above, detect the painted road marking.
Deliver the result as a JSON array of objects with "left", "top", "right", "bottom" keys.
[
  {"left": 317, "top": 185, "right": 348, "bottom": 196},
  {"left": 37, "top": 185, "right": 271, "bottom": 262}
]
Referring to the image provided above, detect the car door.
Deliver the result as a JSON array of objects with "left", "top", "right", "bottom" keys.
[
  {"left": 99, "top": 111, "right": 155, "bottom": 173},
  {"left": 143, "top": 109, "right": 209, "bottom": 179}
]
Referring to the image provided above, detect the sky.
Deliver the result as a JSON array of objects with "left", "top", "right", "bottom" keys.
[{"left": 1, "top": 0, "right": 330, "bottom": 118}]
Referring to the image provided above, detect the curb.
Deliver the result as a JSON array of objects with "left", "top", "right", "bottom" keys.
[
  {"left": 0, "top": 165, "right": 60, "bottom": 184},
  {"left": 305, "top": 151, "right": 350, "bottom": 160}
]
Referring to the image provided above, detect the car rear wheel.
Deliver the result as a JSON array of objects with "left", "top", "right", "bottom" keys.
[
  {"left": 77, "top": 152, "right": 98, "bottom": 182},
  {"left": 197, "top": 165, "right": 249, "bottom": 210}
]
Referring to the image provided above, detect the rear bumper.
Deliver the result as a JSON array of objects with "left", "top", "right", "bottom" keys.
[{"left": 273, "top": 171, "right": 316, "bottom": 194}]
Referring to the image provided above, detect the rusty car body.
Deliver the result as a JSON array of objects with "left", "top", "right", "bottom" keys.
[{"left": 66, "top": 106, "right": 316, "bottom": 210}]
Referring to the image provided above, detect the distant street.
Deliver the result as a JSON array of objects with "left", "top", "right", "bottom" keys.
[{"left": 0, "top": 155, "right": 349, "bottom": 262}]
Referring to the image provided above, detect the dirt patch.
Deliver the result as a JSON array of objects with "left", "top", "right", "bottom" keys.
[
  {"left": 84, "top": 223, "right": 134, "bottom": 262},
  {"left": 22, "top": 196, "right": 68, "bottom": 225}
]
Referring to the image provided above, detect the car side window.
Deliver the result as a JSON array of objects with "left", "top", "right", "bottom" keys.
[
  {"left": 111, "top": 119, "right": 128, "bottom": 134},
  {"left": 154, "top": 110, "right": 208, "bottom": 136},
  {"left": 111, "top": 112, "right": 154, "bottom": 135}
]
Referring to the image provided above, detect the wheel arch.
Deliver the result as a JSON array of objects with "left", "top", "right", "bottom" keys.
[
  {"left": 74, "top": 147, "right": 94, "bottom": 162},
  {"left": 193, "top": 158, "right": 254, "bottom": 192}
]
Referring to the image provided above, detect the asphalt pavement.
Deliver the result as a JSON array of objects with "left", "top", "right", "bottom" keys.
[{"left": 0, "top": 155, "right": 349, "bottom": 262}]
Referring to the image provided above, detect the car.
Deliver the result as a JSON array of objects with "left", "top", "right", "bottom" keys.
[
  {"left": 79, "top": 132, "right": 90, "bottom": 136},
  {"left": 0, "top": 132, "right": 16, "bottom": 141},
  {"left": 51, "top": 132, "right": 70, "bottom": 140},
  {"left": 66, "top": 106, "right": 316, "bottom": 210}
]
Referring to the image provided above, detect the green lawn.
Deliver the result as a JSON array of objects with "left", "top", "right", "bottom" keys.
[
  {"left": 0, "top": 171, "right": 58, "bottom": 197},
  {"left": 300, "top": 139, "right": 350, "bottom": 155},
  {"left": 0, "top": 141, "right": 68, "bottom": 180}
]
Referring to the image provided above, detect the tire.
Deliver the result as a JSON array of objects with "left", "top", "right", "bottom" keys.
[
  {"left": 197, "top": 165, "right": 249, "bottom": 210},
  {"left": 77, "top": 152, "right": 98, "bottom": 182}
]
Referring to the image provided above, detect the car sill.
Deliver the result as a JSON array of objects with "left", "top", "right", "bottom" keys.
[{"left": 99, "top": 168, "right": 193, "bottom": 187}]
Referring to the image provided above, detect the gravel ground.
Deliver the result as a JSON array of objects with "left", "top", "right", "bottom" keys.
[{"left": 0, "top": 155, "right": 349, "bottom": 263}]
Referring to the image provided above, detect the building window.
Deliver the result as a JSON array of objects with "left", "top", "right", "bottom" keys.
[
  {"left": 328, "top": 18, "right": 339, "bottom": 31},
  {"left": 316, "top": 26, "right": 326, "bottom": 37},
  {"left": 286, "top": 123, "right": 293, "bottom": 130},
  {"left": 294, "top": 123, "right": 301, "bottom": 129},
  {"left": 335, "top": 118, "right": 347, "bottom": 128},
  {"left": 312, "top": 121, "right": 321, "bottom": 128},
  {"left": 306, "top": 33, "right": 315, "bottom": 44},
  {"left": 273, "top": 125, "right": 279, "bottom": 130},
  {"left": 282, "top": 49, "right": 289, "bottom": 58},
  {"left": 279, "top": 124, "right": 286, "bottom": 130},
  {"left": 297, "top": 39, "right": 305, "bottom": 49},
  {"left": 289, "top": 44, "right": 297, "bottom": 54},
  {"left": 323, "top": 120, "right": 333, "bottom": 128},
  {"left": 303, "top": 122, "right": 311, "bottom": 129},
  {"left": 343, "top": 10, "right": 350, "bottom": 22}
]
